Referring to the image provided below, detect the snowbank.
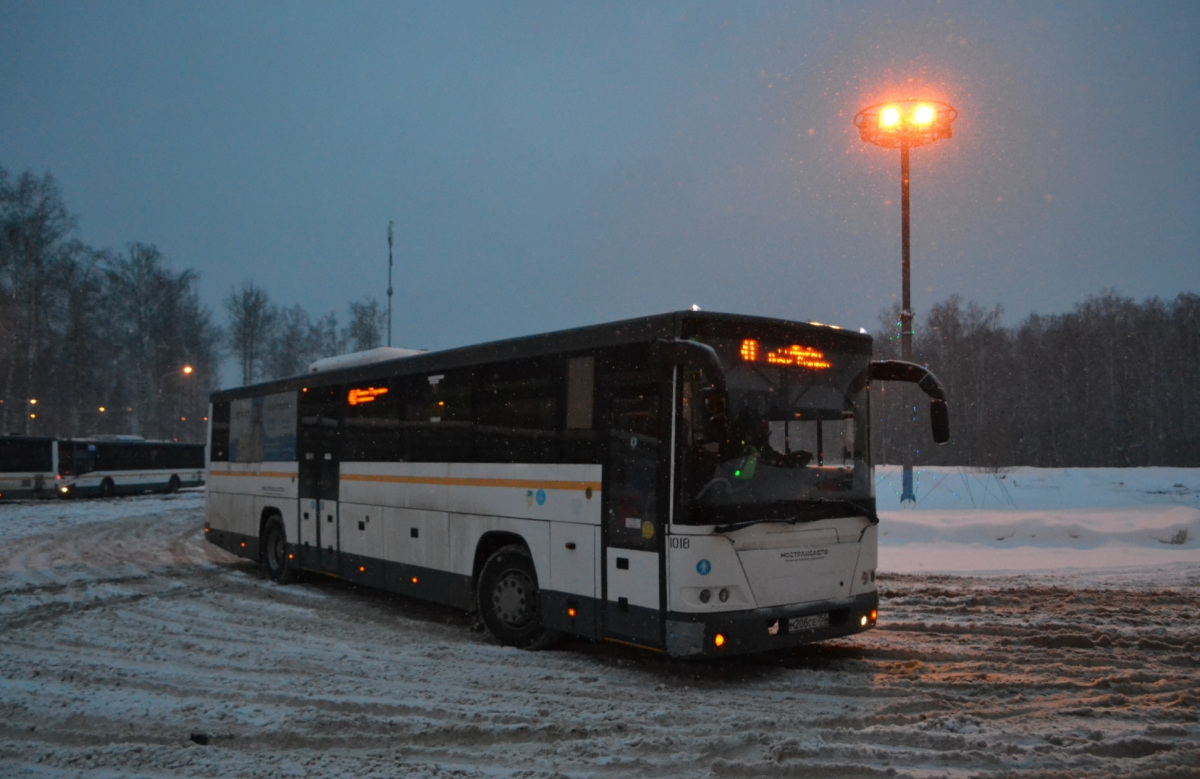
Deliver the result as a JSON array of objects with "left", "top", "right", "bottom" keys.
[{"left": 876, "top": 466, "right": 1200, "bottom": 575}]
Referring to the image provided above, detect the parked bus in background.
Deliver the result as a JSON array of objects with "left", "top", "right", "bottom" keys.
[
  {"left": 204, "top": 311, "right": 949, "bottom": 657},
  {"left": 56, "top": 437, "right": 205, "bottom": 498},
  {"left": 0, "top": 435, "right": 58, "bottom": 500}
]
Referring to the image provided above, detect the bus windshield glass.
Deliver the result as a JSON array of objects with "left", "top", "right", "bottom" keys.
[{"left": 678, "top": 335, "right": 872, "bottom": 526}]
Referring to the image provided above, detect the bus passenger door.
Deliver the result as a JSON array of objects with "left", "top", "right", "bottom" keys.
[
  {"left": 298, "top": 386, "right": 341, "bottom": 574},
  {"left": 600, "top": 376, "right": 664, "bottom": 649}
]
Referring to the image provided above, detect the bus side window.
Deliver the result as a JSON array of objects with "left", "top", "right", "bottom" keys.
[
  {"left": 562, "top": 356, "right": 596, "bottom": 463},
  {"left": 405, "top": 371, "right": 472, "bottom": 462},
  {"left": 566, "top": 357, "right": 594, "bottom": 429},
  {"left": 474, "top": 359, "right": 559, "bottom": 463},
  {"left": 210, "top": 400, "right": 231, "bottom": 462},
  {"left": 343, "top": 379, "right": 403, "bottom": 462}
]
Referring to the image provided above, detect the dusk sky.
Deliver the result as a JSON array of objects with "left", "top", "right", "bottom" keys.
[{"left": 3, "top": 1, "right": 1197, "bottom": 377}]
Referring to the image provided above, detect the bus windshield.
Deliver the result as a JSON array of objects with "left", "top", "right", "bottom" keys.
[{"left": 678, "top": 335, "right": 872, "bottom": 526}]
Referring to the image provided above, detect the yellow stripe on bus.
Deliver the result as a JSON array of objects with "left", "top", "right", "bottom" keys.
[
  {"left": 208, "top": 470, "right": 598, "bottom": 493},
  {"left": 341, "top": 473, "right": 600, "bottom": 492},
  {"left": 209, "top": 471, "right": 296, "bottom": 480}
]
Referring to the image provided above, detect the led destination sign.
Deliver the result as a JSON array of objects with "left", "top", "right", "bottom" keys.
[
  {"left": 739, "top": 339, "right": 831, "bottom": 370},
  {"left": 348, "top": 386, "right": 389, "bottom": 406}
]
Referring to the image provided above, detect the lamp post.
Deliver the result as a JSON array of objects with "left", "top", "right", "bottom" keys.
[
  {"left": 157, "top": 364, "right": 194, "bottom": 440},
  {"left": 854, "top": 99, "right": 957, "bottom": 502}
]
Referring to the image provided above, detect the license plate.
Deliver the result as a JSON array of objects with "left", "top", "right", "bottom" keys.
[{"left": 788, "top": 613, "right": 829, "bottom": 632}]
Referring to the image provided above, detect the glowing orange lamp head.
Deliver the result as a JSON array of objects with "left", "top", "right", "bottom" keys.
[{"left": 854, "top": 99, "right": 956, "bottom": 149}]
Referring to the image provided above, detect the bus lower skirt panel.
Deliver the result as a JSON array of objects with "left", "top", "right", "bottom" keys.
[{"left": 204, "top": 527, "right": 259, "bottom": 562}]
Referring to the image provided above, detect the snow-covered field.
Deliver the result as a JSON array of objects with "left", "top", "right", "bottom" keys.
[{"left": 1, "top": 468, "right": 1197, "bottom": 777}]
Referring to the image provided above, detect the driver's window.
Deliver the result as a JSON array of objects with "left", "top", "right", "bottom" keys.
[{"left": 768, "top": 416, "right": 856, "bottom": 467}]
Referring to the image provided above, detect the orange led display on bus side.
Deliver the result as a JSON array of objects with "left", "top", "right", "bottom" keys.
[{"left": 348, "top": 386, "right": 389, "bottom": 406}]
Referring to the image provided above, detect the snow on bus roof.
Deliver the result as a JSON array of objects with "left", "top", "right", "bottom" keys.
[{"left": 307, "top": 347, "right": 427, "bottom": 374}]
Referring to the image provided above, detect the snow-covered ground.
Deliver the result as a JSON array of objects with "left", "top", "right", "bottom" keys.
[{"left": 0, "top": 469, "right": 1197, "bottom": 777}]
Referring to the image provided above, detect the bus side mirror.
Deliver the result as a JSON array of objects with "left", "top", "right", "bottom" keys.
[
  {"left": 930, "top": 398, "right": 950, "bottom": 444},
  {"left": 699, "top": 385, "right": 728, "bottom": 440},
  {"left": 656, "top": 338, "right": 731, "bottom": 442},
  {"left": 863, "top": 360, "right": 951, "bottom": 445}
]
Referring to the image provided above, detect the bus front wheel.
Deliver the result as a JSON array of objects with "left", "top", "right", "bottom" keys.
[
  {"left": 262, "top": 515, "right": 294, "bottom": 584},
  {"left": 477, "top": 545, "right": 557, "bottom": 650}
]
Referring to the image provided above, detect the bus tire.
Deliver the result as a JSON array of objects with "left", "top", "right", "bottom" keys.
[
  {"left": 262, "top": 515, "right": 294, "bottom": 584},
  {"left": 100, "top": 478, "right": 116, "bottom": 498},
  {"left": 167, "top": 474, "right": 181, "bottom": 493},
  {"left": 477, "top": 544, "right": 558, "bottom": 650}
]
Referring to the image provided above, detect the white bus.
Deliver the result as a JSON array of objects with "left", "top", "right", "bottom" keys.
[
  {"left": 0, "top": 435, "right": 58, "bottom": 500},
  {"left": 204, "top": 311, "right": 948, "bottom": 657},
  {"left": 57, "top": 437, "right": 206, "bottom": 497}
]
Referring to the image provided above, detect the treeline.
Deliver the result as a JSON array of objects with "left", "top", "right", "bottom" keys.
[
  {"left": 224, "top": 281, "right": 387, "bottom": 386},
  {"left": 1, "top": 165, "right": 387, "bottom": 443},
  {"left": 0, "top": 167, "right": 218, "bottom": 443},
  {"left": 873, "top": 292, "right": 1200, "bottom": 467}
]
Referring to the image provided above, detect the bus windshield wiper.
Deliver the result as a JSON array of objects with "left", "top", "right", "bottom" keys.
[
  {"left": 714, "top": 499, "right": 877, "bottom": 533},
  {"left": 813, "top": 498, "right": 879, "bottom": 525}
]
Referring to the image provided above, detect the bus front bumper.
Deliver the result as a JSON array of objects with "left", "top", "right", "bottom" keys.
[{"left": 665, "top": 590, "right": 879, "bottom": 658}]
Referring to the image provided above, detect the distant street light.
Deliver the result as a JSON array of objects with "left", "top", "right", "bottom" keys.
[
  {"left": 157, "top": 365, "right": 196, "bottom": 441},
  {"left": 854, "top": 98, "right": 957, "bottom": 502}
]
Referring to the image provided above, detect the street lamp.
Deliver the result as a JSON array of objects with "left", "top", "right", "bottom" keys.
[
  {"left": 854, "top": 98, "right": 957, "bottom": 502},
  {"left": 157, "top": 365, "right": 196, "bottom": 440}
]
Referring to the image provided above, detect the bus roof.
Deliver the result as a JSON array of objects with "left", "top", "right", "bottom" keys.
[{"left": 212, "top": 310, "right": 873, "bottom": 401}]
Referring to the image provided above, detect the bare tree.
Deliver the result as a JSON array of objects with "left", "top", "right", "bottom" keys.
[
  {"left": 50, "top": 243, "right": 107, "bottom": 435},
  {"left": 264, "top": 305, "right": 315, "bottom": 380},
  {"left": 344, "top": 296, "right": 386, "bottom": 352},
  {"left": 105, "top": 243, "right": 216, "bottom": 439},
  {"left": 0, "top": 168, "right": 75, "bottom": 433},
  {"left": 310, "top": 311, "right": 342, "bottom": 362},
  {"left": 224, "top": 281, "right": 276, "bottom": 385}
]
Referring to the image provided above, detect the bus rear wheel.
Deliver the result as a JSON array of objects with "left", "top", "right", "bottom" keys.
[
  {"left": 100, "top": 478, "right": 116, "bottom": 498},
  {"left": 477, "top": 544, "right": 557, "bottom": 650},
  {"left": 262, "top": 515, "right": 294, "bottom": 584}
]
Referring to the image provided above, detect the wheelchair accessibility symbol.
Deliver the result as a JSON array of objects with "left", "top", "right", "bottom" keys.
[{"left": 696, "top": 559, "right": 712, "bottom": 576}]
